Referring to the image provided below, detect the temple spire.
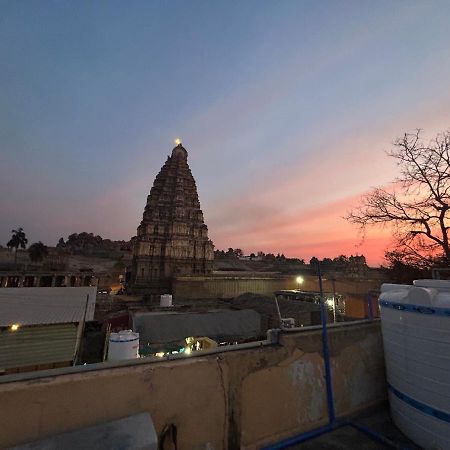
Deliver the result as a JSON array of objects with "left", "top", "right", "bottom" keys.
[{"left": 131, "top": 142, "right": 214, "bottom": 294}]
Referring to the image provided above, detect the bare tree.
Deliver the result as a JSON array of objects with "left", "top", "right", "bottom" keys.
[{"left": 347, "top": 130, "right": 450, "bottom": 266}]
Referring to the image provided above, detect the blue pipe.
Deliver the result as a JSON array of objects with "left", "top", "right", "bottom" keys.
[
  {"left": 318, "top": 262, "right": 336, "bottom": 424},
  {"left": 366, "top": 289, "right": 380, "bottom": 320},
  {"left": 366, "top": 292, "right": 374, "bottom": 320},
  {"left": 261, "top": 424, "right": 335, "bottom": 450},
  {"left": 263, "top": 275, "right": 408, "bottom": 450},
  {"left": 263, "top": 420, "right": 411, "bottom": 450}
]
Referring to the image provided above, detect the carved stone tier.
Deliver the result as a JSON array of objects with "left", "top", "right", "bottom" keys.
[{"left": 130, "top": 143, "right": 214, "bottom": 294}]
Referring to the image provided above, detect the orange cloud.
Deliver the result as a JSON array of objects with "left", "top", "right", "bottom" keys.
[{"left": 209, "top": 191, "right": 393, "bottom": 266}]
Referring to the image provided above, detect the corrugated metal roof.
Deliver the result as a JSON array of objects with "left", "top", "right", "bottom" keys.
[
  {"left": 0, "top": 323, "right": 78, "bottom": 370},
  {"left": 0, "top": 287, "right": 96, "bottom": 326},
  {"left": 133, "top": 309, "right": 261, "bottom": 344}
]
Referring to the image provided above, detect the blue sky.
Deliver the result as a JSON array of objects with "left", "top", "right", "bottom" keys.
[{"left": 2, "top": 1, "right": 450, "bottom": 264}]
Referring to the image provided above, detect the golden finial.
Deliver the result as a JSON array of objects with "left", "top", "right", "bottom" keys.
[{"left": 175, "top": 138, "right": 181, "bottom": 146}]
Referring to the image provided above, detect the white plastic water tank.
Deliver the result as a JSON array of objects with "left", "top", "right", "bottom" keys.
[
  {"left": 379, "top": 280, "right": 450, "bottom": 450},
  {"left": 108, "top": 330, "right": 139, "bottom": 361},
  {"left": 160, "top": 294, "right": 173, "bottom": 307}
]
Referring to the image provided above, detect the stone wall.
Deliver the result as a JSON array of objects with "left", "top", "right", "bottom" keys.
[
  {"left": 173, "top": 275, "right": 298, "bottom": 299},
  {"left": 0, "top": 322, "right": 385, "bottom": 450}
]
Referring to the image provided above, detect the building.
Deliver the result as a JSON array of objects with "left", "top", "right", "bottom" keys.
[
  {"left": 133, "top": 309, "right": 261, "bottom": 355},
  {"left": 0, "top": 269, "right": 99, "bottom": 288},
  {"left": 131, "top": 142, "right": 214, "bottom": 293},
  {"left": 0, "top": 287, "right": 96, "bottom": 374}
]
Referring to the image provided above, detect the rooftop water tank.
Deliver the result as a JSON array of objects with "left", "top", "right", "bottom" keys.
[
  {"left": 160, "top": 294, "right": 173, "bottom": 307},
  {"left": 107, "top": 330, "right": 139, "bottom": 361},
  {"left": 379, "top": 280, "right": 450, "bottom": 450}
]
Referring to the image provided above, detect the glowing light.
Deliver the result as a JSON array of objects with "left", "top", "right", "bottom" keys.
[
  {"left": 175, "top": 138, "right": 181, "bottom": 145},
  {"left": 326, "top": 298, "right": 335, "bottom": 307},
  {"left": 296, "top": 276, "right": 304, "bottom": 285},
  {"left": 10, "top": 324, "right": 19, "bottom": 331},
  {"left": 155, "top": 352, "right": 165, "bottom": 358},
  {"left": 184, "top": 347, "right": 192, "bottom": 355}
]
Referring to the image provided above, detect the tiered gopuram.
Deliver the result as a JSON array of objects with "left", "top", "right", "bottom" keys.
[{"left": 130, "top": 142, "right": 214, "bottom": 293}]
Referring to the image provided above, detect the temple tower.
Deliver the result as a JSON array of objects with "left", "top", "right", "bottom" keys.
[{"left": 130, "top": 142, "right": 214, "bottom": 293}]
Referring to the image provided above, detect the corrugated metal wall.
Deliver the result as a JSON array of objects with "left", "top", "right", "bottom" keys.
[{"left": 0, "top": 324, "right": 78, "bottom": 371}]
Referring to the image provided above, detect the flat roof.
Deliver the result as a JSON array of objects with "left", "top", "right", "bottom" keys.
[{"left": 133, "top": 309, "right": 261, "bottom": 344}]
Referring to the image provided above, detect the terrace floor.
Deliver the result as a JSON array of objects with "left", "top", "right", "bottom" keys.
[{"left": 290, "top": 407, "right": 421, "bottom": 449}]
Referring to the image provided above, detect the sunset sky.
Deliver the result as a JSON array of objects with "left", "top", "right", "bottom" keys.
[{"left": 2, "top": 1, "right": 450, "bottom": 266}]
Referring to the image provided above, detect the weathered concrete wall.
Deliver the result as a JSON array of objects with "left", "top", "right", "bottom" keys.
[
  {"left": 173, "top": 275, "right": 297, "bottom": 299},
  {"left": 238, "top": 323, "right": 385, "bottom": 448},
  {"left": 0, "top": 322, "right": 385, "bottom": 450}
]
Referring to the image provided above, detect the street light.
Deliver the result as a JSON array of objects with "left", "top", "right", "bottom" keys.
[{"left": 296, "top": 276, "right": 304, "bottom": 290}]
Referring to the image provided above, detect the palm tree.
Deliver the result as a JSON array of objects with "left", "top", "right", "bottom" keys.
[
  {"left": 28, "top": 241, "right": 48, "bottom": 263},
  {"left": 7, "top": 228, "right": 28, "bottom": 265}
]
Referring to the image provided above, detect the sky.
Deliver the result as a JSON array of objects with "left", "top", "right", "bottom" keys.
[{"left": 2, "top": 1, "right": 450, "bottom": 266}]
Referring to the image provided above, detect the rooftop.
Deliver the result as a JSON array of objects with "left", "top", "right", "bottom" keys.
[
  {"left": 0, "top": 321, "right": 388, "bottom": 449},
  {"left": 0, "top": 287, "right": 97, "bottom": 326}
]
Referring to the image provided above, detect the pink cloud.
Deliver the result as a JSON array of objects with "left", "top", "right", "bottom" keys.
[
  {"left": 209, "top": 191, "right": 393, "bottom": 266},
  {"left": 204, "top": 107, "right": 450, "bottom": 266}
]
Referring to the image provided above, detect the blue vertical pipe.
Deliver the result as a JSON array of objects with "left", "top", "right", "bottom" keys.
[
  {"left": 317, "top": 262, "right": 336, "bottom": 424},
  {"left": 263, "top": 279, "right": 406, "bottom": 450},
  {"left": 366, "top": 292, "right": 374, "bottom": 320},
  {"left": 366, "top": 289, "right": 381, "bottom": 320},
  {"left": 262, "top": 275, "right": 406, "bottom": 450}
]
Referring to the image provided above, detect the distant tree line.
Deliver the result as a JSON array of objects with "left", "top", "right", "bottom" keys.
[
  {"left": 214, "top": 248, "right": 369, "bottom": 269},
  {"left": 214, "top": 248, "right": 373, "bottom": 276},
  {"left": 213, "top": 248, "right": 244, "bottom": 258},
  {"left": 214, "top": 248, "right": 304, "bottom": 264},
  {"left": 308, "top": 254, "right": 369, "bottom": 276},
  {"left": 3, "top": 228, "right": 137, "bottom": 267},
  {"left": 56, "top": 233, "right": 135, "bottom": 254},
  {"left": 6, "top": 227, "right": 48, "bottom": 264}
]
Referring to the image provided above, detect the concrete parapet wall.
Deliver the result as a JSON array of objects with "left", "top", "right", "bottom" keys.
[{"left": 0, "top": 322, "right": 385, "bottom": 450}]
